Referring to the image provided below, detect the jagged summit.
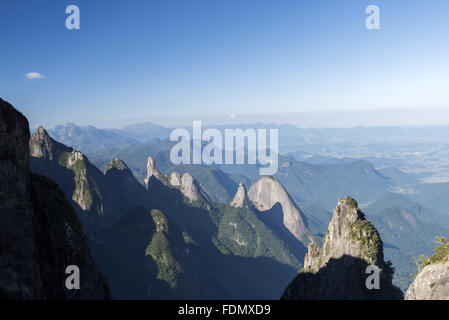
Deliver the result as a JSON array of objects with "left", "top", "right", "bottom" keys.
[
  {"left": 229, "top": 182, "right": 250, "bottom": 208},
  {"left": 247, "top": 176, "right": 310, "bottom": 243},
  {"left": 34, "top": 126, "right": 49, "bottom": 139},
  {"left": 169, "top": 172, "right": 182, "bottom": 187},
  {"left": 166, "top": 170, "right": 209, "bottom": 204},
  {"left": 29, "top": 126, "right": 60, "bottom": 160},
  {"left": 144, "top": 156, "right": 168, "bottom": 189},
  {"left": 30, "top": 126, "right": 87, "bottom": 167},
  {"left": 282, "top": 196, "right": 403, "bottom": 300},
  {"left": 29, "top": 127, "right": 135, "bottom": 225},
  {"left": 143, "top": 156, "right": 209, "bottom": 203},
  {"left": 180, "top": 172, "right": 208, "bottom": 203},
  {"left": 105, "top": 157, "right": 131, "bottom": 173},
  {"left": 306, "top": 196, "right": 383, "bottom": 270}
]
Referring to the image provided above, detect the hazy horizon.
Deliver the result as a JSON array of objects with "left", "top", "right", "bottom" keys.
[
  {"left": 25, "top": 105, "right": 449, "bottom": 130},
  {"left": 2, "top": 0, "right": 449, "bottom": 130}
]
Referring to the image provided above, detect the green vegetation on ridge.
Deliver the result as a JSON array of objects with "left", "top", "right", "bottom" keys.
[{"left": 417, "top": 237, "right": 449, "bottom": 271}]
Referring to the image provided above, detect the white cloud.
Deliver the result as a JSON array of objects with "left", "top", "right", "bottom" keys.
[
  {"left": 25, "top": 72, "right": 45, "bottom": 79},
  {"left": 229, "top": 113, "right": 237, "bottom": 119}
]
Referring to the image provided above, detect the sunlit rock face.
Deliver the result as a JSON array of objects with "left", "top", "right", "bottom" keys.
[
  {"left": 281, "top": 197, "right": 403, "bottom": 300},
  {"left": 248, "top": 176, "right": 310, "bottom": 243},
  {"left": 406, "top": 262, "right": 449, "bottom": 300}
]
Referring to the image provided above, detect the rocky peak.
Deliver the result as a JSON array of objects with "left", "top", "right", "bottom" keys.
[
  {"left": 169, "top": 172, "right": 182, "bottom": 187},
  {"left": 144, "top": 156, "right": 167, "bottom": 189},
  {"left": 229, "top": 182, "right": 250, "bottom": 208},
  {"left": 29, "top": 126, "right": 53, "bottom": 159},
  {"left": 104, "top": 157, "right": 131, "bottom": 174},
  {"left": 167, "top": 171, "right": 208, "bottom": 204},
  {"left": 180, "top": 173, "right": 204, "bottom": 203},
  {"left": 282, "top": 196, "right": 402, "bottom": 300},
  {"left": 29, "top": 126, "right": 73, "bottom": 162},
  {"left": 29, "top": 129, "right": 106, "bottom": 217},
  {"left": 306, "top": 197, "right": 384, "bottom": 271},
  {"left": 247, "top": 176, "right": 310, "bottom": 243}
]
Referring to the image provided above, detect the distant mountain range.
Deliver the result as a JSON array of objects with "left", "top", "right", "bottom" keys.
[
  {"left": 29, "top": 120, "right": 449, "bottom": 294},
  {"left": 28, "top": 126, "right": 318, "bottom": 299},
  {"left": 367, "top": 201, "right": 449, "bottom": 291},
  {"left": 42, "top": 121, "right": 449, "bottom": 156}
]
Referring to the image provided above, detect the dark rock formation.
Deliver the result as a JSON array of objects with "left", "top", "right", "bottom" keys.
[
  {"left": 0, "top": 98, "right": 109, "bottom": 299},
  {"left": 30, "top": 127, "right": 142, "bottom": 232}
]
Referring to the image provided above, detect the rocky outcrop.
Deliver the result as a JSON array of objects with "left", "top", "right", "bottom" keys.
[
  {"left": 0, "top": 98, "right": 109, "bottom": 299},
  {"left": 30, "top": 128, "right": 140, "bottom": 231},
  {"left": 144, "top": 157, "right": 208, "bottom": 204},
  {"left": 30, "top": 127, "right": 100, "bottom": 212},
  {"left": 104, "top": 157, "right": 130, "bottom": 173},
  {"left": 229, "top": 182, "right": 250, "bottom": 208},
  {"left": 0, "top": 99, "right": 34, "bottom": 299},
  {"left": 405, "top": 238, "right": 449, "bottom": 300},
  {"left": 169, "top": 172, "right": 182, "bottom": 187},
  {"left": 405, "top": 262, "right": 449, "bottom": 300},
  {"left": 180, "top": 173, "right": 208, "bottom": 203},
  {"left": 247, "top": 176, "right": 311, "bottom": 243},
  {"left": 281, "top": 197, "right": 403, "bottom": 300},
  {"left": 307, "top": 197, "right": 382, "bottom": 270},
  {"left": 144, "top": 156, "right": 168, "bottom": 189},
  {"left": 29, "top": 126, "right": 55, "bottom": 159}
]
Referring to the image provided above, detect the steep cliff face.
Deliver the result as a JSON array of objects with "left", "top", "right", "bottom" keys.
[
  {"left": 405, "top": 238, "right": 449, "bottom": 300},
  {"left": 30, "top": 128, "right": 139, "bottom": 231},
  {"left": 180, "top": 172, "right": 209, "bottom": 204},
  {"left": 30, "top": 127, "right": 104, "bottom": 212},
  {"left": 247, "top": 176, "right": 311, "bottom": 244},
  {"left": 282, "top": 197, "right": 403, "bottom": 300},
  {"left": 0, "top": 99, "right": 35, "bottom": 299},
  {"left": 0, "top": 98, "right": 109, "bottom": 299}
]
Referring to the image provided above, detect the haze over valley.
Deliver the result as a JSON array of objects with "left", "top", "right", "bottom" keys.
[{"left": 26, "top": 118, "right": 449, "bottom": 292}]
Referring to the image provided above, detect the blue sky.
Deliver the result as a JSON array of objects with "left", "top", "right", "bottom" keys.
[{"left": 1, "top": 0, "right": 448, "bottom": 128}]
